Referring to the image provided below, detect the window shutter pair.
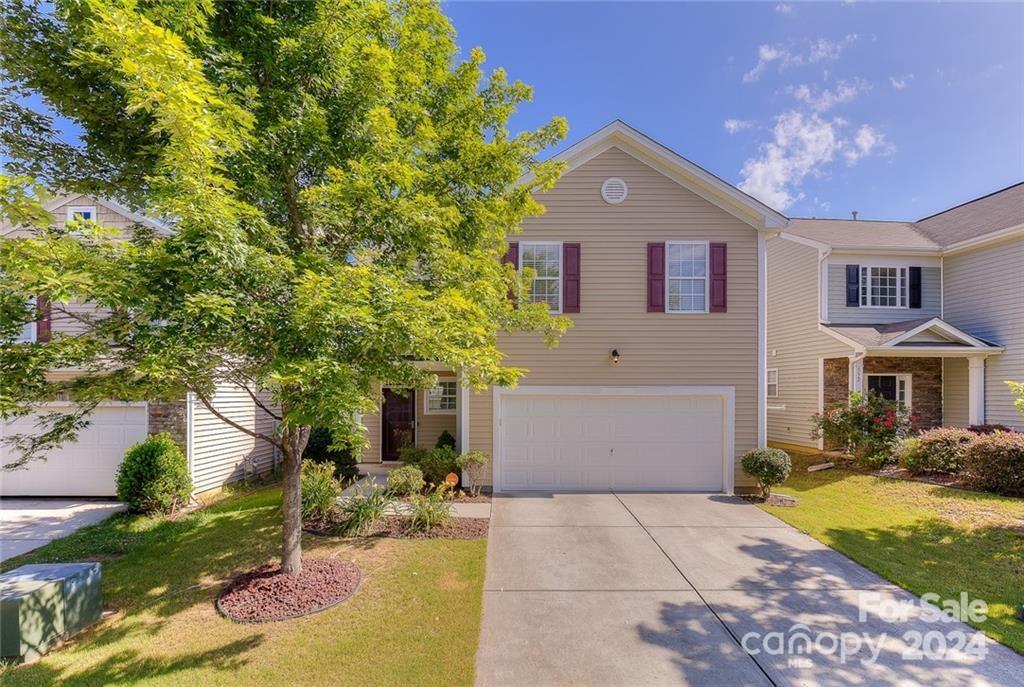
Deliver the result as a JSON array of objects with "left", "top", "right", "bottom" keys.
[
  {"left": 647, "top": 242, "right": 727, "bottom": 313},
  {"left": 846, "top": 265, "right": 922, "bottom": 309},
  {"left": 502, "top": 242, "right": 581, "bottom": 314}
]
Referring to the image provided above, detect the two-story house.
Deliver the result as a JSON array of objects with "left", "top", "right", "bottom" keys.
[
  {"left": 359, "top": 121, "right": 785, "bottom": 493},
  {"left": 766, "top": 183, "right": 1023, "bottom": 450}
]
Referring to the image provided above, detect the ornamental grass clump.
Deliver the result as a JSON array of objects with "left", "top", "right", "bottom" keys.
[{"left": 300, "top": 460, "right": 341, "bottom": 520}]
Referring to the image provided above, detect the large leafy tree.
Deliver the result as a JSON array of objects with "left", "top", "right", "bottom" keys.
[{"left": 0, "top": 0, "right": 568, "bottom": 575}]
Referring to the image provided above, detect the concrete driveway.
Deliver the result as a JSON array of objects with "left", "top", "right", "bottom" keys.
[
  {"left": 0, "top": 499, "right": 123, "bottom": 562},
  {"left": 475, "top": 492, "right": 1022, "bottom": 687}
]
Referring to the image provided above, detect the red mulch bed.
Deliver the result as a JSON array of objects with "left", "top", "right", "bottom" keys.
[
  {"left": 216, "top": 557, "right": 361, "bottom": 623},
  {"left": 305, "top": 514, "right": 489, "bottom": 539}
]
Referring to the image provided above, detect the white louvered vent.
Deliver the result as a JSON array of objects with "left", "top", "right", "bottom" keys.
[{"left": 601, "top": 177, "right": 628, "bottom": 205}]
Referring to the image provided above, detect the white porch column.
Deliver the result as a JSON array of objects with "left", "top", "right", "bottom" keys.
[
  {"left": 456, "top": 368, "right": 470, "bottom": 453},
  {"left": 968, "top": 357, "right": 986, "bottom": 425},
  {"left": 849, "top": 356, "right": 865, "bottom": 394}
]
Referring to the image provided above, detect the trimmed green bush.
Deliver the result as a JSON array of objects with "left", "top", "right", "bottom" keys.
[
  {"left": 399, "top": 445, "right": 459, "bottom": 485},
  {"left": 811, "top": 391, "right": 917, "bottom": 466},
  {"left": 455, "top": 450, "right": 488, "bottom": 494},
  {"left": 116, "top": 433, "right": 192, "bottom": 514},
  {"left": 300, "top": 459, "right": 340, "bottom": 520},
  {"left": 435, "top": 430, "right": 456, "bottom": 450},
  {"left": 741, "top": 447, "right": 791, "bottom": 497},
  {"left": 387, "top": 465, "right": 424, "bottom": 496},
  {"left": 897, "top": 427, "right": 976, "bottom": 474},
  {"left": 963, "top": 431, "right": 1024, "bottom": 496},
  {"left": 304, "top": 427, "right": 359, "bottom": 482}
]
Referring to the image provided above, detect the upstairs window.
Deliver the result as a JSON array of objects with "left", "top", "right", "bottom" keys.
[
  {"left": 666, "top": 241, "right": 708, "bottom": 313},
  {"left": 67, "top": 206, "right": 96, "bottom": 223},
  {"left": 520, "top": 242, "right": 562, "bottom": 313},
  {"left": 860, "top": 266, "right": 908, "bottom": 308}
]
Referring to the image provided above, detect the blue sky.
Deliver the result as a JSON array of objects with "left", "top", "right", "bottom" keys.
[{"left": 446, "top": 1, "right": 1023, "bottom": 220}]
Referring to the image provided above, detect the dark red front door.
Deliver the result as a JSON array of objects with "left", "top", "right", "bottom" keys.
[{"left": 382, "top": 388, "right": 415, "bottom": 461}]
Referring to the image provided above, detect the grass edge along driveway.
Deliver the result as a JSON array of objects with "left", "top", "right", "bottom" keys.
[
  {"left": 1, "top": 486, "right": 487, "bottom": 687},
  {"left": 762, "top": 451, "right": 1024, "bottom": 655}
]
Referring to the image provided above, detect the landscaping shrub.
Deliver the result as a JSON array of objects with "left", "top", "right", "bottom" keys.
[
  {"left": 741, "top": 447, "right": 791, "bottom": 497},
  {"left": 303, "top": 427, "right": 359, "bottom": 482},
  {"left": 898, "top": 427, "right": 977, "bottom": 474},
  {"left": 337, "top": 484, "right": 390, "bottom": 535},
  {"left": 408, "top": 484, "right": 453, "bottom": 533},
  {"left": 812, "top": 391, "right": 917, "bottom": 466},
  {"left": 967, "top": 424, "right": 1014, "bottom": 435},
  {"left": 387, "top": 465, "right": 424, "bottom": 496},
  {"left": 963, "top": 431, "right": 1024, "bottom": 496},
  {"left": 301, "top": 460, "right": 340, "bottom": 520},
  {"left": 116, "top": 433, "right": 192, "bottom": 514},
  {"left": 455, "top": 451, "right": 489, "bottom": 494},
  {"left": 399, "top": 445, "right": 459, "bottom": 485},
  {"left": 435, "top": 430, "right": 456, "bottom": 450}
]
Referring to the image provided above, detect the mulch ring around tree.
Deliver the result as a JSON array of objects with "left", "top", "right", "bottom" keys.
[
  {"left": 216, "top": 557, "right": 361, "bottom": 623},
  {"left": 304, "top": 514, "right": 489, "bottom": 540}
]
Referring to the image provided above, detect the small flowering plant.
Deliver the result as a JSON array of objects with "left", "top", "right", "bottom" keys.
[{"left": 812, "top": 391, "right": 919, "bottom": 466}]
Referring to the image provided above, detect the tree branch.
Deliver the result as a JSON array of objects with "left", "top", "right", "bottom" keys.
[
  {"left": 233, "top": 379, "right": 283, "bottom": 421},
  {"left": 194, "top": 391, "right": 282, "bottom": 448}
]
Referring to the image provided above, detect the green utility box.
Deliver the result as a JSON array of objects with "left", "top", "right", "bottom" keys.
[{"left": 0, "top": 562, "right": 102, "bottom": 662}]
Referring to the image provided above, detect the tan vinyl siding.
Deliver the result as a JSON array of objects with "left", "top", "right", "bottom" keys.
[
  {"left": 943, "top": 236, "right": 1024, "bottom": 430},
  {"left": 943, "top": 358, "right": 970, "bottom": 427},
  {"left": 190, "top": 383, "right": 277, "bottom": 494},
  {"left": 767, "top": 238, "right": 853, "bottom": 447},
  {"left": 827, "top": 264, "right": 941, "bottom": 324}
]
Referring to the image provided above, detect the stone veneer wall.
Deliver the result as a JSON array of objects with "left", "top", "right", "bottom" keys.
[
  {"left": 823, "top": 358, "right": 850, "bottom": 410},
  {"left": 147, "top": 399, "right": 188, "bottom": 451},
  {"left": 864, "top": 357, "right": 943, "bottom": 429}
]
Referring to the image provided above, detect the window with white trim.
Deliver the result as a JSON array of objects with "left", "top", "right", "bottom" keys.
[
  {"left": 666, "top": 241, "right": 708, "bottom": 313},
  {"left": 13, "top": 296, "right": 37, "bottom": 343},
  {"left": 520, "top": 242, "right": 561, "bottom": 313},
  {"left": 67, "top": 206, "right": 97, "bottom": 222},
  {"left": 767, "top": 368, "right": 779, "bottom": 398},
  {"left": 866, "top": 374, "right": 911, "bottom": 406},
  {"left": 860, "top": 266, "right": 908, "bottom": 308},
  {"left": 425, "top": 379, "right": 457, "bottom": 414}
]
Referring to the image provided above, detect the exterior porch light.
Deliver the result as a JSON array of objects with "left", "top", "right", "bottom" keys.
[{"left": 611, "top": 349, "right": 621, "bottom": 364}]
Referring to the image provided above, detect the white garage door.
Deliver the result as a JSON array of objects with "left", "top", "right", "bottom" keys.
[
  {"left": 497, "top": 389, "right": 730, "bottom": 492},
  {"left": 1, "top": 404, "right": 148, "bottom": 497}
]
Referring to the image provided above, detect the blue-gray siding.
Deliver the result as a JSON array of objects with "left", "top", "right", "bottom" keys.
[{"left": 827, "top": 265, "right": 941, "bottom": 324}]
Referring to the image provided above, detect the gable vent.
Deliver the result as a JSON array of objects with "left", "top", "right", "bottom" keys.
[{"left": 601, "top": 177, "right": 628, "bottom": 205}]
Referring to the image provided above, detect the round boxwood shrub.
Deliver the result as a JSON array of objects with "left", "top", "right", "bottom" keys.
[
  {"left": 741, "top": 447, "right": 791, "bottom": 497},
  {"left": 301, "top": 459, "right": 340, "bottom": 520},
  {"left": 116, "top": 433, "right": 192, "bottom": 514},
  {"left": 387, "top": 465, "right": 424, "bottom": 496},
  {"left": 963, "top": 431, "right": 1024, "bottom": 496},
  {"left": 897, "top": 427, "right": 977, "bottom": 475}
]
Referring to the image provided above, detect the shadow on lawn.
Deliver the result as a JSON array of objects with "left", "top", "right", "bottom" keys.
[{"left": 636, "top": 534, "right": 1023, "bottom": 686}]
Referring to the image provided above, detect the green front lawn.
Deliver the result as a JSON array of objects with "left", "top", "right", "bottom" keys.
[
  {"left": 1, "top": 487, "right": 487, "bottom": 686},
  {"left": 762, "top": 451, "right": 1024, "bottom": 654}
]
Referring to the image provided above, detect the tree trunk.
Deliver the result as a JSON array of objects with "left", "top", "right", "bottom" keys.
[{"left": 280, "top": 426, "right": 311, "bottom": 576}]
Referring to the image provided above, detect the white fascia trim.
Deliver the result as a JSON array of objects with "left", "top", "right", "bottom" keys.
[
  {"left": 491, "top": 385, "right": 736, "bottom": 495},
  {"left": 776, "top": 231, "right": 832, "bottom": 252},
  {"left": 885, "top": 317, "right": 993, "bottom": 349},
  {"left": 940, "top": 223, "right": 1024, "bottom": 255},
  {"left": 757, "top": 232, "right": 767, "bottom": 448},
  {"left": 866, "top": 346, "right": 1002, "bottom": 358},
  {"left": 826, "top": 246, "right": 942, "bottom": 256},
  {"left": 529, "top": 120, "right": 789, "bottom": 230},
  {"left": 817, "top": 323, "right": 864, "bottom": 352}
]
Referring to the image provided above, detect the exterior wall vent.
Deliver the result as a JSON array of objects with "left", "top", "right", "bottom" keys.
[{"left": 601, "top": 177, "right": 628, "bottom": 205}]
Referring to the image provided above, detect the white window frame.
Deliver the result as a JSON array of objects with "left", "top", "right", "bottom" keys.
[
  {"left": 66, "top": 206, "right": 97, "bottom": 223},
  {"left": 865, "top": 373, "right": 912, "bottom": 407},
  {"left": 520, "top": 241, "right": 562, "bottom": 315},
  {"left": 424, "top": 378, "right": 458, "bottom": 415},
  {"left": 860, "top": 265, "right": 909, "bottom": 309},
  {"left": 766, "top": 368, "right": 779, "bottom": 398},
  {"left": 665, "top": 240, "right": 709, "bottom": 314}
]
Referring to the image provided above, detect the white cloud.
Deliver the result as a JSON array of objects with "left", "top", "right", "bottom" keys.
[
  {"left": 790, "top": 79, "right": 869, "bottom": 112},
  {"left": 775, "top": 3, "right": 793, "bottom": 13},
  {"left": 738, "top": 113, "right": 890, "bottom": 210},
  {"left": 724, "top": 119, "right": 754, "bottom": 134},
  {"left": 742, "top": 35, "right": 858, "bottom": 82},
  {"left": 889, "top": 74, "right": 913, "bottom": 90}
]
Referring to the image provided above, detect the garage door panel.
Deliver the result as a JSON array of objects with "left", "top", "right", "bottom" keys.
[
  {"left": 499, "top": 391, "right": 726, "bottom": 492},
  {"left": 1, "top": 405, "right": 147, "bottom": 497}
]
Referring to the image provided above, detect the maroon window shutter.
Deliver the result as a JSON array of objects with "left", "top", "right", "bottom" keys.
[
  {"left": 36, "top": 295, "right": 52, "bottom": 343},
  {"left": 502, "top": 242, "right": 519, "bottom": 302},
  {"left": 709, "top": 243, "right": 727, "bottom": 313},
  {"left": 562, "top": 243, "right": 580, "bottom": 313},
  {"left": 647, "top": 243, "right": 665, "bottom": 312}
]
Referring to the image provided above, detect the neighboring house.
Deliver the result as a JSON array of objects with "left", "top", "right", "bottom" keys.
[
  {"left": 359, "top": 121, "right": 786, "bottom": 493},
  {"left": 767, "top": 183, "right": 1023, "bottom": 450},
  {"left": 2, "top": 194, "right": 278, "bottom": 498}
]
